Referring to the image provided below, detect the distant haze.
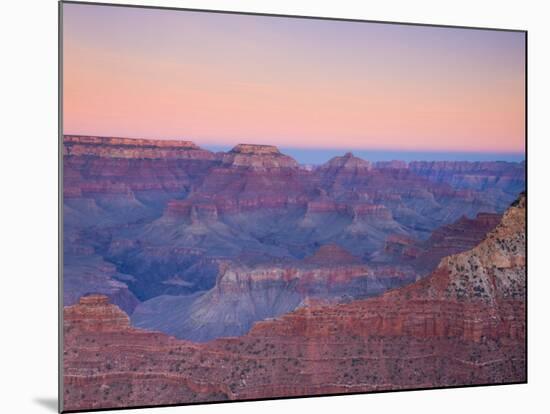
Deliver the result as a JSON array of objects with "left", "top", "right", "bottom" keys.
[{"left": 63, "top": 3, "right": 525, "bottom": 155}]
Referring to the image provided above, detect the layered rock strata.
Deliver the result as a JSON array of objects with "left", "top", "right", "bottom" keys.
[
  {"left": 63, "top": 194, "right": 525, "bottom": 410},
  {"left": 379, "top": 212, "right": 503, "bottom": 274},
  {"left": 62, "top": 135, "right": 526, "bottom": 342},
  {"left": 131, "top": 244, "right": 415, "bottom": 341}
]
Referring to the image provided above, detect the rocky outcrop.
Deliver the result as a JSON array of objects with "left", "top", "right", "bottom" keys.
[
  {"left": 427, "top": 193, "right": 525, "bottom": 304},
  {"left": 64, "top": 294, "right": 132, "bottom": 332},
  {"left": 63, "top": 195, "right": 525, "bottom": 410},
  {"left": 317, "top": 152, "right": 373, "bottom": 193},
  {"left": 321, "top": 152, "right": 373, "bottom": 172},
  {"left": 221, "top": 143, "right": 299, "bottom": 169},
  {"left": 63, "top": 295, "right": 230, "bottom": 411}
]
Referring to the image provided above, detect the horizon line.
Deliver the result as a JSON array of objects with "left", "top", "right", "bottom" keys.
[
  {"left": 62, "top": 134, "right": 525, "bottom": 164},
  {"left": 62, "top": 134, "right": 525, "bottom": 157}
]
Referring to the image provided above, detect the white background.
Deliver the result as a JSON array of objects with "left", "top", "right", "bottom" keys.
[{"left": 1, "top": 0, "right": 548, "bottom": 413}]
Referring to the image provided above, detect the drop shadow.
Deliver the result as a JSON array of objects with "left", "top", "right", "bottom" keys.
[{"left": 33, "top": 397, "right": 58, "bottom": 412}]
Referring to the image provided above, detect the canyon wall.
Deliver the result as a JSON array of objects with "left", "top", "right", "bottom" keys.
[
  {"left": 63, "top": 194, "right": 525, "bottom": 411},
  {"left": 131, "top": 244, "right": 415, "bottom": 341},
  {"left": 63, "top": 135, "right": 525, "bottom": 340}
]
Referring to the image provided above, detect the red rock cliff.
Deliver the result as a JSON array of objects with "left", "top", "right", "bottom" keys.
[{"left": 63, "top": 194, "right": 525, "bottom": 410}]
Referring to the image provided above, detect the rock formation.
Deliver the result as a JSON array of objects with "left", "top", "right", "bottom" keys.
[
  {"left": 63, "top": 194, "right": 525, "bottom": 410},
  {"left": 62, "top": 135, "right": 525, "bottom": 336},
  {"left": 221, "top": 143, "right": 299, "bottom": 169},
  {"left": 63, "top": 295, "right": 230, "bottom": 411},
  {"left": 131, "top": 245, "right": 415, "bottom": 342},
  {"left": 320, "top": 152, "right": 373, "bottom": 173}
]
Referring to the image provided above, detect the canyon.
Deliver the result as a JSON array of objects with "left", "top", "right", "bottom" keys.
[
  {"left": 63, "top": 193, "right": 525, "bottom": 411},
  {"left": 131, "top": 244, "right": 416, "bottom": 342},
  {"left": 63, "top": 135, "right": 525, "bottom": 342}
]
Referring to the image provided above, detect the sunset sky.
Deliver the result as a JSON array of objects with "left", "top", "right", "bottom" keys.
[{"left": 62, "top": 3, "right": 525, "bottom": 159}]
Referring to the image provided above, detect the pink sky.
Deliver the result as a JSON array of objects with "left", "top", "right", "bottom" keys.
[{"left": 63, "top": 4, "right": 525, "bottom": 154}]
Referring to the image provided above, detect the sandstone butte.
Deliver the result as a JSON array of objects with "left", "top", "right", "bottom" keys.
[
  {"left": 62, "top": 193, "right": 526, "bottom": 412},
  {"left": 221, "top": 144, "right": 299, "bottom": 169}
]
